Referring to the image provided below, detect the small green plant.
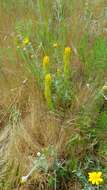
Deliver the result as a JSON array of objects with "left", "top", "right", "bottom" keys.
[
  {"left": 16, "top": 33, "right": 73, "bottom": 110},
  {"left": 21, "top": 152, "right": 48, "bottom": 184}
]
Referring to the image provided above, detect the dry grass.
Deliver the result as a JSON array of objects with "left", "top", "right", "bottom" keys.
[
  {"left": 0, "top": 69, "right": 80, "bottom": 189},
  {"left": 0, "top": 1, "right": 107, "bottom": 190}
]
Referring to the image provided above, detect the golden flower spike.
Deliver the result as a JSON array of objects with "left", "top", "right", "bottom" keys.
[
  {"left": 44, "top": 73, "right": 53, "bottom": 109},
  {"left": 43, "top": 55, "right": 50, "bottom": 74},
  {"left": 63, "top": 47, "right": 71, "bottom": 79}
]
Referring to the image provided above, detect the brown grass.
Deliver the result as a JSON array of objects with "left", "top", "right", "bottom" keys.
[{"left": 0, "top": 1, "right": 107, "bottom": 190}]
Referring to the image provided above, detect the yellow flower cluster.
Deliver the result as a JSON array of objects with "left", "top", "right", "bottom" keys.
[
  {"left": 43, "top": 56, "right": 49, "bottom": 66},
  {"left": 64, "top": 47, "right": 71, "bottom": 56},
  {"left": 88, "top": 171, "right": 103, "bottom": 185},
  {"left": 44, "top": 73, "right": 53, "bottom": 109},
  {"left": 43, "top": 56, "right": 50, "bottom": 74},
  {"left": 63, "top": 47, "right": 71, "bottom": 78},
  {"left": 45, "top": 73, "right": 52, "bottom": 85},
  {"left": 53, "top": 43, "right": 58, "bottom": 48},
  {"left": 23, "top": 37, "right": 30, "bottom": 45},
  {"left": 42, "top": 46, "right": 72, "bottom": 109}
]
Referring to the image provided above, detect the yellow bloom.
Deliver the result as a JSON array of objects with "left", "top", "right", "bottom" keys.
[
  {"left": 53, "top": 43, "right": 58, "bottom": 48},
  {"left": 23, "top": 37, "right": 29, "bottom": 45},
  {"left": 64, "top": 47, "right": 71, "bottom": 56},
  {"left": 44, "top": 74, "right": 53, "bottom": 109},
  {"left": 45, "top": 73, "right": 52, "bottom": 85},
  {"left": 88, "top": 171, "right": 103, "bottom": 185},
  {"left": 21, "top": 176, "right": 28, "bottom": 184},
  {"left": 63, "top": 47, "right": 71, "bottom": 79},
  {"left": 43, "top": 56, "right": 50, "bottom": 74},
  {"left": 43, "top": 56, "right": 49, "bottom": 66}
]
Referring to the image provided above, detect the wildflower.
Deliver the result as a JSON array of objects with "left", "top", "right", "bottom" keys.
[
  {"left": 43, "top": 55, "right": 49, "bottom": 66},
  {"left": 37, "top": 152, "right": 41, "bottom": 157},
  {"left": 86, "top": 83, "right": 90, "bottom": 88},
  {"left": 88, "top": 171, "right": 103, "bottom": 185},
  {"left": 53, "top": 43, "right": 58, "bottom": 48},
  {"left": 44, "top": 74, "right": 53, "bottom": 109},
  {"left": 64, "top": 47, "right": 71, "bottom": 56},
  {"left": 21, "top": 175, "right": 28, "bottom": 184},
  {"left": 45, "top": 73, "right": 52, "bottom": 86},
  {"left": 43, "top": 56, "right": 50, "bottom": 74},
  {"left": 23, "top": 37, "right": 29, "bottom": 45},
  {"left": 63, "top": 47, "right": 71, "bottom": 79}
]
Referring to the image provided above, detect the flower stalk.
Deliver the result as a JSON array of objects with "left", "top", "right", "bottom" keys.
[
  {"left": 44, "top": 73, "right": 53, "bottom": 109},
  {"left": 63, "top": 47, "right": 71, "bottom": 79},
  {"left": 43, "top": 55, "right": 50, "bottom": 75}
]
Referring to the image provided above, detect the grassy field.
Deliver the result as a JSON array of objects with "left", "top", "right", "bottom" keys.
[{"left": 0, "top": 0, "right": 107, "bottom": 190}]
